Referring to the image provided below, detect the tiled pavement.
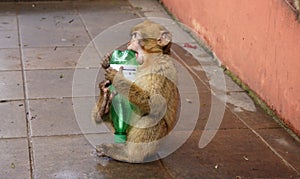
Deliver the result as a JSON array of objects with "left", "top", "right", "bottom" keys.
[{"left": 0, "top": 0, "right": 299, "bottom": 178}]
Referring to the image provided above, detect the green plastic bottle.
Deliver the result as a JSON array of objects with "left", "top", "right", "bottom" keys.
[{"left": 109, "top": 50, "right": 138, "bottom": 143}]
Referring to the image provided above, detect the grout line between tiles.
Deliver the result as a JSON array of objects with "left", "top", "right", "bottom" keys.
[
  {"left": 30, "top": 132, "right": 112, "bottom": 139},
  {"left": 16, "top": 9, "right": 34, "bottom": 179},
  {"left": 171, "top": 48, "right": 211, "bottom": 91},
  {"left": 22, "top": 67, "right": 99, "bottom": 71},
  {"left": 74, "top": 4, "right": 102, "bottom": 59},
  {"left": 228, "top": 107, "right": 300, "bottom": 175}
]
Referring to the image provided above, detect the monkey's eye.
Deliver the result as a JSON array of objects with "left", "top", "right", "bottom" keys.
[
  {"left": 131, "top": 32, "right": 137, "bottom": 39},
  {"left": 131, "top": 32, "right": 141, "bottom": 40}
]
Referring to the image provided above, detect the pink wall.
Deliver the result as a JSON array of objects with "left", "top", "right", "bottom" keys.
[{"left": 162, "top": 0, "right": 300, "bottom": 135}]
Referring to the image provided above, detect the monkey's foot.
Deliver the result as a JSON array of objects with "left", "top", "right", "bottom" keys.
[
  {"left": 96, "top": 143, "right": 110, "bottom": 157},
  {"left": 96, "top": 143, "right": 131, "bottom": 162}
]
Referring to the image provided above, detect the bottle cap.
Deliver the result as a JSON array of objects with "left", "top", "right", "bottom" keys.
[{"left": 114, "top": 134, "right": 127, "bottom": 143}]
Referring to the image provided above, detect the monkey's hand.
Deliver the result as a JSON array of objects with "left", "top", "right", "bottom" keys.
[
  {"left": 101, "top": 53, "right": 111, "bottom": 69},
  {"left": 92, "top": 80, "right": 112, "bottom": 123},
  {"left": 104, "top": 67, "right": 124, "bottom": 82}
]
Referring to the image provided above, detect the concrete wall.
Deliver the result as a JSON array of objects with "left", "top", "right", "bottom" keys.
[{"left": 161, "top": 0, "right": 300, "bottom": 135}]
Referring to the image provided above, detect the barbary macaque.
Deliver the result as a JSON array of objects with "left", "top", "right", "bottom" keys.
[{"left": 91, "top": 20, "right": 180, "bottom": 163}]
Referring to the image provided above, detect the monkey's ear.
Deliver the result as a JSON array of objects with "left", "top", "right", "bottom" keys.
[{"left": 157, "top": 31, "right": 172, "bottom": 47}]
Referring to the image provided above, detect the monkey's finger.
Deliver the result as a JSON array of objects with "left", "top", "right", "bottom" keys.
[
  {"left": 101, "top": 60, "right": 110, "bottom": 69},
  {"left": 110, "top": 91, "right": 118, "bottom": 99},
  {"left": 95, "top": 147, "right": 106, "bottom": 157},
  {"left": 104, "top": 52, "right": 112, "bottom": 62},
  {"left": 104, "top": 80, "right": 111, "bottom": 88},
  {"left": 101, "top": 80, "right": 111, "bottom": 87},
  {"left": 106, "top": 67, "right": 118, "bottom": 74},
  {"left": 101, "top": 53, "right": 112, "bottom": 69},
  {"left": 99, "top": 80, "right": 110, "bottom": 87},
  {"left": 105, "top": 67, "right": 113, "bottom": 72},
  {"left": 104, "top": 98, "right": 111, "bottom": 114},
  {"left": 104, "top": 67, "right": 118, "bottom": 81},
  {"left": 107, "top": 52, "right": 112, "bottom": 57}
]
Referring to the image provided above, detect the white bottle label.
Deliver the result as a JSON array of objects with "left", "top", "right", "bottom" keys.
[{"left": 110, "top": 64, "right": 137, "bottom": 82}]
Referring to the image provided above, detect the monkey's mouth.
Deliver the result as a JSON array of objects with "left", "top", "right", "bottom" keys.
[{"left": 130, "top": 50, "right": 139, "bottom": 59}]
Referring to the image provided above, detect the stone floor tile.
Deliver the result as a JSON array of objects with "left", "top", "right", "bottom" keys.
[
  {"left": 161, "top": 129, "right": 298, "bottom": 178},
  {"left": 0, "top": 100, "right": 27, "bottom": 138},
  {"left": 0, "top": 30, "right": 19, "bottom": 48},
  {"left": 0, "top": 15, "right": 17, "bottom": 31},
  {"left": 76, "top": 0, "right": 138, "bottom": 38},
  {"left": 72, "top": 97, "right": 110, "bottom": 135},
  {"left": 18, "top": 6, "right": 90, "bottom": 47},
  {"left": 0, "top": 138, "right": 30, "bottom": 179},
  {"left": 71, "top": 68, "right": 104, "bottom": 97},
  {"left": 0, "top": 71, "right": 24, "bottom": 100},
  {"left": 172, "top": 89, "right": 248, "bottom": 133},
  {"left": 0, "top": 4, "right": 17, "bottom": 16},
  {"left": 32, "top": 135, "right": 101, "bottom": 179},
  {"left": 0, "top": 48, "right": 21, "bottom": 71},
  {"left": 225, "top": 91, "right": 257, "bottom": 112},
  {"left": 165, "top": 24, "right": 196, "bottom": 43},
  {"left": 172, "top": 43, "right": 213, "bottom": 92},
  {"left": 90, "top": 21, "right": 142, "bottom": 55},
  {"left": 23, "top": 46, "right": 85, "bottom": 70},
  {"left": 17, "top": 1, "right": 74, "bottom": 15},
  {"left": 174, "top": 42, "right": 215, "bottom": 64},
  {"left": 143, "top": 11, "right": 170, "bottom": 18},
  {"left": 32, "top": 134, "right": 170, "bottom": 179},
  {"left": 25, "top": 69, "right": 74, "bottom": 99},
  {"left": 75, "top": 43, "right": 102, "bottom": 69},
  {"left": 94, "top": 158, "right": 171, "bottom": 179},
  {"left": 73, "top": 0, "right": 129, "bottom": 7},
  {"left": 256, "top": 128, "right": 300, "bottom": 172},
  {"left": 173, "top": 42, "right": 208, "bottom": 64},
  {"left": 25, "top": 68, "right": 102, "bottom": 99},
  {"left": 129, "top": 0, "right": 170, "bottom": 18},
  {"left": 225, "top": 75, "right": 244, "bottom": 92},
  {"left": 129, "top": 0, "right": 166, "bottom": 13},
  {"left": 227, "top": 102, "right": 282, "bottom": 130},
  {"left": 174, "top": 92, "right": 201, "bottom": 132},
  {"left": 25, "top": 69, "right": 75, "bottom": 99},
  {"left": 200, "top": 64, "right": 227, "bottom": 92},
  {"left": 29, "top": 97, "right": 108, "bottom": 137},
  {"left": 29, "top": 98, "right": 81, "bottom": 136},
  {"left": 135, "top": 17, "right": 196, "bottom": 43},
  {"left": 195, "top": 91, "right": 247, "bottom": 130},
  {"left": 175, "top": 59, "right": 203, "bottom": 93},
  {"left": 23, "top": 43, "right": 102, "bottom": 70}
]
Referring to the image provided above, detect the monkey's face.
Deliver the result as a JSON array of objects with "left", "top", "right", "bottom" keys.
[
  {"left": 127, "top": 21, "right": 172, "bottom": 64},
  {"left": 127, "top": 31, "right": 144, "bottom": 65}
]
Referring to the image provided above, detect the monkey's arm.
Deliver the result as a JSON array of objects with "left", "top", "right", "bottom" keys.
[
  {"left": 111, "top": 74, "right": 169, "bottom": 125},
  {"left": 105, "top": 59, "right": 175, "bottom": 116},
  {"left": 107, "top": 69, "right": 152, "bottom": 115}
]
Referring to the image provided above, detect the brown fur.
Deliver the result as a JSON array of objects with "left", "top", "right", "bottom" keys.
[{"left": 92, "top": 21, "right": 179, "bottom": 163}]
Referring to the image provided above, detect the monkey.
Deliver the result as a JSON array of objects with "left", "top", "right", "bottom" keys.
[
  {"left": 295, "top": 0, "right": 300, "bottom": 22},
  {"left": 91, "top": 20, "right": 180, "bottom": 163}
]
